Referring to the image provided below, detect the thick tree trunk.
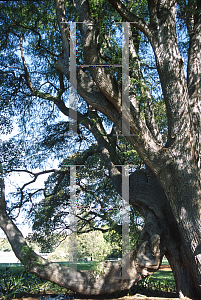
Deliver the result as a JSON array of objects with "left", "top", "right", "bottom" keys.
[
  {"left": 165, "top": 236, "right": 200, "bottom": 299},
  {"left": 160, "top": 169, "right": 201, "bottom": 298},
  {"left": 0, "top": 1, "right": 200, "bottom": 299},
  {"left": 126, "top": 166, "right": 201, "bottom": 298},
  {"left": 1, "top": 169, "right": 200, "bottom": 298},
  {"left": 160, "top": 185, "right": 201, "bottom": 298},
  {"left": 144, "top": 2, "right": 201, "bottom": 297},
  {"left": 0, "top": 174, "right": 164, "bottom": 296}
]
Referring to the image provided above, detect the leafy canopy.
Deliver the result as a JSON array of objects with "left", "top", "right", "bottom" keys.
[{"left": 0, "top": 0, "right": 171, "bottom": 250}]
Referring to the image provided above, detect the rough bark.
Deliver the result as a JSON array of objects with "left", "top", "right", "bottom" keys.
[
  {"left": 0, "top": 176, "right": 165, "bottom": 296},
  {"left": 1, "top": 166, "right": 199, "bottom": 297},
  {"left": 0, "top": 0, "right": 201, "bottom": 298},
  {"left": 145, "top": 1, "right": 201, "bottom": 296},
  {"left": 103, "top": 1, "right": 201, "bottom": 297}
]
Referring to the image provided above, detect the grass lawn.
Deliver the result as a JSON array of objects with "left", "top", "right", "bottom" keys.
[
  {"left": 161, "top": 257, "right": 169, "bottom": 265},
  {"left": 0, "top": 258, "right": 176, "bottom": 298},
  {"left": 148, "top": 257, "right": 175, "bottom": 283},
  {"left": 0, "top": 265, "right": 25, "bottom": 272},
  {"left": 0, "top": 261, "right": 98, "bottom": 271},
  {"left": 0, "top": 258, "right": 174, "bottom": 281},
  {"left": 149, "top": 270, "right": 175, "bottom": 284},
  {"left": 57, "top": 261, "right": 100, "bottom": 270}
]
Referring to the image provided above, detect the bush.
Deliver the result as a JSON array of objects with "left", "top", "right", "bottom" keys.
[{"left": 0, "top": 268, "right": 64, "bottom": 299}]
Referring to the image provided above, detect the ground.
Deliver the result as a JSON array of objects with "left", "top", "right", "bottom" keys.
[
  {"left": 8, "top": 296, "right": 193, "bottom": 300},
  {"left": 3, "top": 265, "right": 194, "bottom": 300}
]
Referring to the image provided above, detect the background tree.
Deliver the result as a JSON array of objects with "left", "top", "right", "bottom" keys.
[
  {"left": 76, "top": 230, "right": 113, "bottom": 261},
  {"left": 0, "top": 0, "right": 201, "bottom": 298},
  {"left": 29, "top": 149, "right": 143, "bottom": 255}
]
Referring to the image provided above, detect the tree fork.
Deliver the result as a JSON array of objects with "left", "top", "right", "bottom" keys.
[{"left": 0, "top": 175, "right": 166, "bottom": 296}]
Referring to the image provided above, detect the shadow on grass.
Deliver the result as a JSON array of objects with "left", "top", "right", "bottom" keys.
[{"left": 0, "top": 264, "right": 177, "bottom": 300}]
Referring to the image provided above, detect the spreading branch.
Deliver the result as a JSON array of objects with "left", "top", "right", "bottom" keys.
[
  {"left": 0, "top": 178, "right": 6, "bottom": 212},
  {"left": 0, "top": 181, "right": 165, "bottom": 295},
  {"left": 108, "top": 0, "right": 152, "bottom": 40}
]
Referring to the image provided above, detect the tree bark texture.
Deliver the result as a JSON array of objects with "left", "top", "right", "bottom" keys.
[{"left": 0, "top": 0, "right": 201, "bottom": 298}]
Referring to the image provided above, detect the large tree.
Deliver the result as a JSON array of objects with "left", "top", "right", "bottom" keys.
[{"left": 0, "top": 0, "right": 201, "bottom": 298}]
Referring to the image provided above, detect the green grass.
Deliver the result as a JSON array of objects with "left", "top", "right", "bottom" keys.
[
  {"left": 147, "top": 257, "right": 175, "bottom": 291},
  {"left": 0, "top": 261, "right": 100, "bottom": 299},
  {"left": 138, "top": 258, "right": 176, "bottom": 295},
  {"left": 0, "top": 259, "right": 176, "bottom": 299},
  {"left": 161, "top": 257, "right": 169, "bottom": 265},
  {"left": 149, "top": 270, "right": 175, "bottom": 284},
  {"left": 149, "top": 257, "right": 174, "bottom": 284},
  {"left": 0, "top": 259, "right": 174, "bottom": 282},
  {"left": 0, "top": 261, "right": 98, "bottom": 271},
  {"left": 0, "top": 266, "right": 24, "bottom": 272}
]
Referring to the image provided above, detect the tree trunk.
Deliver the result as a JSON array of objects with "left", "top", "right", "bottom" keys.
[
  {"left": 1, "top": 168, "right": 200, "bottom": 298},
  {"left": 0, "top": 0, "right": 200, "bottom": 299},
  {"left": 160, "top": 184, "right": 201, "bottom": 298},
  {"left": 144, "top": 2, "right": 201, "bottom": 297},
  {"left": 159, "top": 153, "right": 201, "bottom": 296},
  {"left": 0, "top": 174, "right": 165, "bottom": 296}
]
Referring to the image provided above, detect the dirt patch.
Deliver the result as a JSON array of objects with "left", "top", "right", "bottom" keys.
[
  {"left": 114, "top": 298, "right": 190, "bottom": 300},
  {"left": 159, "top": 265, "right": 172, "bottom": 271},
  {"left": 7, "top": 265, "right": 192, "bottom": 300},
  {"left": 9, "top": 297, "right": 193, "bottom": 300}
]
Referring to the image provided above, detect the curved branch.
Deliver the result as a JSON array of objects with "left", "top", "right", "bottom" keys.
[
  {"left": 78, "top": 144, "right": 100, "bottom": 164},
  {"left": 55, "top": 0, "right": 70, "bottom": 59},
  {"left": 4, "top": 168, "right": 69, "bottom": 178},
  {"left": 54, "top": 0, "right": 122, "bottom": 123},
  {"left": 129, "top": 27, "right": 163, "bottom": 146},
  {"left": 19, "top": 35, "right": 72, "bottom": 116},
  {"left": 187, "top": 16, "right": 201, "bottom": 170},
  {"left": 0, "top": 177, "right": 166, "bottom": 296},
  {"left": 144, "top": 88, "right": 164, "bottom": 145},
  {"left": 20, "top": 36, "right": 34, "bottom": 92},
  {"left": 76, "top": 0, "right": 122, "bottom": 111},
  {"left": 13, "top": 23, "right": 58, "bottom": 58},
  {"left": 0, "top": 178, "right": 6, "bottom": 212},
  {"left": 55, "top": 0, "right": 165, "bottom": 178},
  {"left": 107, "top": 0, "right": 152, "bottom": 40}
]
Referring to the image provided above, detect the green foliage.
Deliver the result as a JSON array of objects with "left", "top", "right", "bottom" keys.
[
  {"left": 103, "top": 228, "right": 122, "bottom": 259},
  {"left": 0, "top": 0, "right": 170, "bottom": 279},
  {"left": 116, "top": 136, "right": 143, "bottom": 166},
  {"left": 76, "top": 230, "right": 112, "bottom": 260},
  {"left": 0, "top": 267, "right": 64, "bottom": 299},
  {"left": 0, "top": 264, "right": 176, "bottom": 299},
  {"left": 149, "top": 270, "right": 175, "bottom": 285},
  {"left": 38, "top": 229, "right": 114, "bottom": 261},
  {"left": 0, "top": 0, "right": 168, "bottom": 171},
  {"left": 128, "top": 276, "right": 176, "bottom": 296},
  {"left": 0, "top": 262, "right": 100, "bottom": 299},
  {"left": 30, "top": 147, "right": 143, "bottom": 253},
  {"left": 19, "top": 245, "right": 43, "bottom": 269}
]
